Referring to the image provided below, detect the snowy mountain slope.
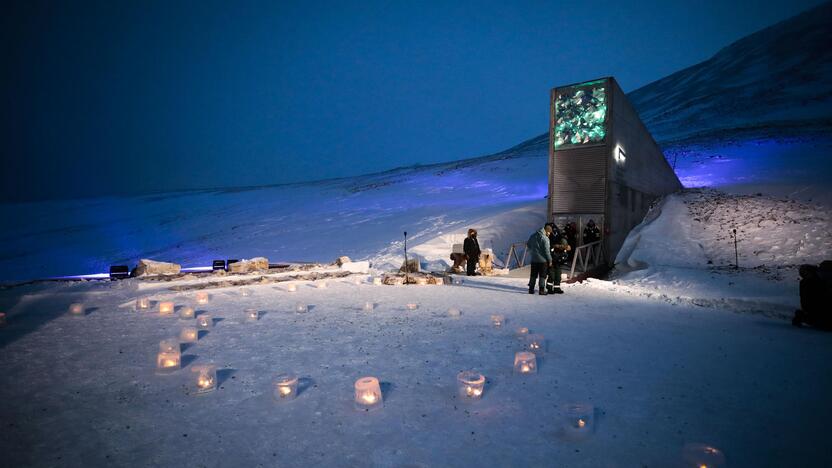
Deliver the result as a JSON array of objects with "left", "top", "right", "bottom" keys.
[
  {"left": 510, "top": 2, "right": 832, "bottom": 190},
  {"left": 627, "top": 1, "right": 832, "bottom": 145},
  {"left": 0, "top": 152, "right": 548, "bottom": 281}
]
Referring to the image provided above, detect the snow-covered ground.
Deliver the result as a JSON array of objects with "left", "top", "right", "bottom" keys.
[{"left": 2, "top": 273, "right": 831, "bottom": 467}]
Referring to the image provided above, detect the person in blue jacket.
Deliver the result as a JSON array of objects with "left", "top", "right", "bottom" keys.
[{"left": 526, "top": 225, "right": 552, "bottom": 295}]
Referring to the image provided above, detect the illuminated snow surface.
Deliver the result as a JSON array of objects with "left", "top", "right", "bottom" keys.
[{"left": 1, "top": 269, "right": 831, "bottom": 467}]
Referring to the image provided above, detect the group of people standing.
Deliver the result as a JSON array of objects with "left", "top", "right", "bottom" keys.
[
  {"left": 459, "top": 220, "right": 601, "bottom": 295},
  {"left": 526, "top": 223, "right": 571, "bottom": 295}
]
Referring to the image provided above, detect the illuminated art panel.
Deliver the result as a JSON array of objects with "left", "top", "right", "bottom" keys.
[{"left": 553, "top": 80, "right": 607, "bottom": 149}]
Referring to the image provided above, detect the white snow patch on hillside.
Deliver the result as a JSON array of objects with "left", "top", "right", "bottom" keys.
[{"left": 603, "top": 188, "right": 832, "bottom": 318}]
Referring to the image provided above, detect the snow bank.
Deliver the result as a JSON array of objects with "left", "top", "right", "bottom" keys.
[
  {"left": 406, "top": 202, "right": 547, "bottom": 271},
  {"left": 608, "top": 188, "right": 831, "bottom": 317}
]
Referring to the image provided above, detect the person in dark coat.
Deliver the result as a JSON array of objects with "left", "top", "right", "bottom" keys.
[
  {"left": 463, "top": 228, "right": 481, "bottom": 276},
  {"left": 563, "top": 221, "right": 578, "bottom": 263},
  {"left": 583, "top": 219, "right": 601, "bottom": 244},
  {"left": 526, "top": 225, "right": 552, "bottom": 295},
  {"left": 546, "top": 222, "right": 570, "bottom": 294},
  {"left": 793, "top": 261, "right": 832, "bottom": 329}
]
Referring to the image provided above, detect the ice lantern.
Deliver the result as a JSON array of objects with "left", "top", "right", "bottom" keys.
[
  {"left": 514, "top": 351, "right": 537, "bottom": 375},
  {"left": 136, "top": 297, "right": 150, "bottom": 310},
  {"left": 405, "top": 303, "right": 418, "bottom": 310},
  {"left": 354, "top": 376, "right": 383, "bottom": 411},
  {"left": 286, "top": 283, "right": 297, "bottom": 292},
  {"left": 363, "top": 302, "right": 375, "bottom": 311},
  {"left": 195, "top": 291, "right": 209, "bottom": 305},
  {"left": 681, "top": 443, "right": 726, "bottom": 468},
  {"left": 156, "top": 339, "right": 181, "bottom": 374},
  {"left": 525, "top": 334, "right": 545, "bottom": 355},
  {"left": 68, "top": 303, "right": 84, "bottom": 316},
  {"left": 457, "top": 371, "right": 485, "bottom": 400},
  {"left": 372, "top": 277, "right": 383, "bottom": 286},
  {"left": 562, "top": 403, "right": 594, "bottom": 440},
  {"left": 245, "top": 308, "right": 260, "bottom": 322},
  {"left": 197, "top": 314, "right": 213, "bottom": 329},
  {"left": 180, "top": 326, "right": 198, "bottom": 343},
  {"left": 515, "top": 327, "right": 529, "bottom": 338},
  {"left": 295, "top": 303, "right": 308, "bottom": 313},
  {"left": 491, "top": 314, "right": 505, "bottom": 328},
  {"left": 274, "top": 374, "right": 299, "bottom": 401},
  {"left": 158, "top": 301, "right": 174, "bottom": 316},
  {"left": 192, "top": 364, "right": 217, "bottom": 394},
  {"left": 179, "top": 306, "right": 195, "bottom": 320}
]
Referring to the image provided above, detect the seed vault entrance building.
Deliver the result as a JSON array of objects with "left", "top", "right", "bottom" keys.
[{"left": 547, "top": 77, "right": 682, "bottom": 267}]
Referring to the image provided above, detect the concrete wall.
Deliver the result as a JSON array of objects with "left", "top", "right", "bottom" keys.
[{"left": 605, "top": 78, "right": 683, "bottom": 262}]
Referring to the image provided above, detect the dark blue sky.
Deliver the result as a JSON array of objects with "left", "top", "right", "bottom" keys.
[{"left": 1, "top": 0, "right": 825, "bottom": 202}]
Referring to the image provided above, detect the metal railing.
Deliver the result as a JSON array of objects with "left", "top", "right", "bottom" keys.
[
  {"left": 503, "top": 242, "right": 529, "bottom": 269},
  {"left": 568, "top": 240, "right": 604, "bottom": 278},
  {"left": 504, "top": 238, "right": 605, "bottom": 279}
]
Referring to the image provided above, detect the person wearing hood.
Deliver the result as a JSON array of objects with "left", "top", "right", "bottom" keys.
[
  {"left": 463, "top": 228, "right": 481, "bottom": 276},
  {"left": 546, "top": 222, "right": 569, "bottom": 294},
  {"left": 526, "top": 225, "right": 552, "bottom": 295},
  {"left": 583, "top": 219, "right": 601, "bottom": 244}
]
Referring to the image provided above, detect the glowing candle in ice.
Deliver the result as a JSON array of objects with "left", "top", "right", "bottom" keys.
[
  {"left": 159, "top": 338, "right": 179, "bottom": 353},
  {"left": 457, "top": 371, "right": 485, "bottom": 400},
  {"left": 316, "top": 281, "right": 327, "bottom": 289},
  {"left": 158, "top": 301, "right": 174, "bottom": 316},
  {"left": 192, "top": 364, "right": 216, "bottom": 394},
  {"left": 295, "top": 303, "right": 308, "bottom": 313},
  {"left": 179, "top": 326, "right": 198, "bottom": 343},
  {"left": 372, "top": 277, "right": 383, "bottom": 285},
  {"left": 274, "top": 373, "right": 298, "bottom": 401},
  {"left": 364, "top": 302, "right": 375, "bottom": 311},
  {"left": 197, "top": 314, "right": 213, "bottom": 329},
  {"left": 240, "top": 288, "right": 252, "bottom": 297},
  {"left": 491, "top": 314, "right": 505, "bottom": 328},
  {"left": 354, "top": 376, "right": 383, "bottom": 410},
  {"left": 525, "top": 334, "right": 545, "bottom": 355},
  {"left": 245, "top": 308, "right": 259, "bottom": 322},
  {"left": 195, "top": 291, "right": 209, "bottom": 305},
  {"left": 286, "top": 283, "right": 297, "bottom": 292},
  {"left": 136, "top": 297, "right": 150, "bottom": 310},
  {"left": 68, "top": 303, "right": 84, "bottom": 316},
  {"left": 179, "top": 306, "right": 195, "bottom": 320},
  {"left": 562, "top": 403, "right": 595, "bottom": 440},
  {"left": 447, "top": 308, "right": 462, "bottom": 318},
  {"left": 156, "top": 346, "right": 181, "bottom": 374},
  {"left": 681, "top": 443, "right": 726, "bottom": 468},
  {"left": 353, "top": 277, "right": 363, "bottom": 285},
  {"left": 515, "top": 326, "right": 529, "bottom": 338},
  {"left": 514, "top": 351, "right": 537, "bottom": 375},
  {"left": 405, "top": 303, "right": 418, "bottom": 310}
]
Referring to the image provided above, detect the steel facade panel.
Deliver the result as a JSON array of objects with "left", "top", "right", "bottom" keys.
[{"left": 551, "top": 145, "right": 607, "bottom": 214}]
